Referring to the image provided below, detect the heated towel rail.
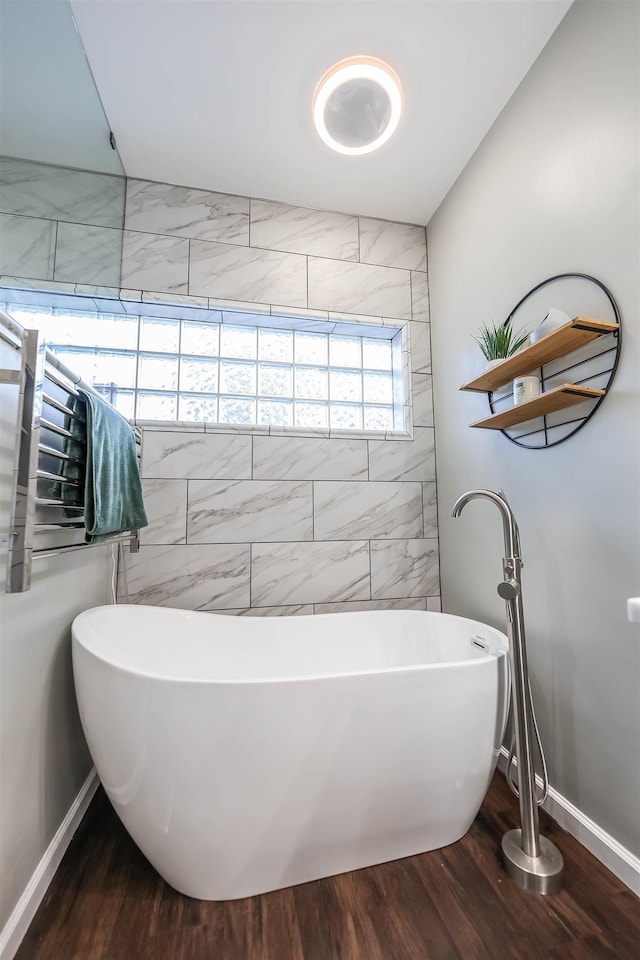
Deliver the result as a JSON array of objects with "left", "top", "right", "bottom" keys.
[{"left": 1, "top": 308, "right": 140, "bottom": 593}]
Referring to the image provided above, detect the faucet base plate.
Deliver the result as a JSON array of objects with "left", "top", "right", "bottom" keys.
[{"left": 501, "top": 828, "right": 564, "bottom": 895}]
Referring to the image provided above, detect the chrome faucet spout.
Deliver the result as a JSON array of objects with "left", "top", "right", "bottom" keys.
[{"left": 451, "top": 488, "right": 520, "bottom": 560}]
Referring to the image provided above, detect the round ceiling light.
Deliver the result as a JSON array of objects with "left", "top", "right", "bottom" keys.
[{"left": 312, "top": 56, "right": 403, "bottom": 156}]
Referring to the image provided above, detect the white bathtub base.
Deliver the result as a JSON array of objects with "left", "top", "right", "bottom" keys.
[
  {"left": 147, "top": 821, "right": 475, "bottom": 902},
  {"left": 73, "top": 606, "right": 509, "bottom": 902}
]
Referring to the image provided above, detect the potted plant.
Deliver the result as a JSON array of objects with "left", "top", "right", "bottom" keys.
[{"left": 473, "top": 320, "right": 530, "bottom": 369}]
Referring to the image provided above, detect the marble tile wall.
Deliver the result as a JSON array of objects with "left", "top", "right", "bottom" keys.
[
  {"left": 120, "top": 179, "right": 427, "bottom": 324},
  {"left": 0, "top": 162, "right": 439, "bottom": 614},
  {"left": 0, "top": 157, "right": 124, "bottom": 287},
  {"left": 116, "top": 178, "right": 439, "bottom": 615},
  {"left": 131, "top": 423, "right": 441, "bottom": 614}
]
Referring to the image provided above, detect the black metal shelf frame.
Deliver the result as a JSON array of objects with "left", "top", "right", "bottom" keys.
[{"left": 488, "top": 273, "right": 622, "bottom": 449}]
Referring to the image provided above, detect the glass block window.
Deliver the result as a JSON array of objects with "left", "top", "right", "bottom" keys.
[{"left": 5, "top": 301, "right": 403, "bottom": 431}]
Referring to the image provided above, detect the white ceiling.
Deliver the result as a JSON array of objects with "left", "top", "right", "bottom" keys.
[{"left": 70, "top": 0, "right": 572, "bottom": 225}]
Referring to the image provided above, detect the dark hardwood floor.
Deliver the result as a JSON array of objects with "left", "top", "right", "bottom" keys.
[{"left": 16, "top": 772, "right": 640, "bottom": 960}]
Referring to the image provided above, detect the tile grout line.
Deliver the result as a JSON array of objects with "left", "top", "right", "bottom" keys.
[
  {"left": 51, "top": 220, "right": 59, "bottom": 281},
  {"left": 185, "top": 478, "right": 189, "bottom": 544}
]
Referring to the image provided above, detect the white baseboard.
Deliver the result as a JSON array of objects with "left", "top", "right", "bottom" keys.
[
  {"left": 0, "top": 769, "right": 99, "bottom": 960},
  {"left": 497, "top": 748, "right": 640, "bottom": 895}
]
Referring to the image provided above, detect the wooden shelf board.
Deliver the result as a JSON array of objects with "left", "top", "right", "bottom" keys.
[
  {"left": 460, "top": 317, "right": 619, "bottom": 393},
  {"left": 470, "top": 384, "right": 605, "bottom": 430}
]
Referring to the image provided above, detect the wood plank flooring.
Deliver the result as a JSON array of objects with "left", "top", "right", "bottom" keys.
[{"left": 16, "top": 773, "right": 640, "bottom": 959}]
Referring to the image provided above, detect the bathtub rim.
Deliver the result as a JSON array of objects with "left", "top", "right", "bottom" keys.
[{"left": 72, "top": 605, "right": 509, "bottom": 687}]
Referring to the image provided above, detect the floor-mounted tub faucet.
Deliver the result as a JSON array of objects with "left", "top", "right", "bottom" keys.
[{"left": 452, "top": 488, "right": 564, "bottom": 895}]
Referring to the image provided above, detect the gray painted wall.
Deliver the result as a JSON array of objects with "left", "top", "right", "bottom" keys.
[
  {"left": 428, "top": 0, "right": 639, "bottom": 854},
  {"left": 0, "top": 337, "right": 110, "bottom": 935}
]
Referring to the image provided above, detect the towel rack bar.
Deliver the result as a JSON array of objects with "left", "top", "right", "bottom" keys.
[
  {"left": 43, "top": 354, "right": 81, "bottom": 396},
  {"left": 37, "top": 469, "right": 81, "bottom": 486},
  {"left": 42, "top": 392, "right": 85, "bottom": 421},
  {"left": 35, "top": 496, "right": 82, "bottom": 508},
  {"left": 34, "top": 521, "right": 85, "bottom": 531},
  {"left": 1, "top": 329, "right": 21, "bottom": 350},
  {"left": 40, "top": 418, "right": 85, "bottom": 442},
  {"left": 0, "top": 310, "right": 24, "bottom": 349},
  {"left": 38, "top": 443, "right": 82, "bottom": 463},
  {"left": 33, "top": 533, "right": 136, "bottom": 560}
]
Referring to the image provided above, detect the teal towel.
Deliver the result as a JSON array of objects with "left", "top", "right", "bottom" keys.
[{"left": 79, "top": 389, "right": 148, "bottom": 544}]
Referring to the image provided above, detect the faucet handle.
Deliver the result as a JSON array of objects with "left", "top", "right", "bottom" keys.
[{"left": 498, "top": 579, "right": 521, "bottom": 600}]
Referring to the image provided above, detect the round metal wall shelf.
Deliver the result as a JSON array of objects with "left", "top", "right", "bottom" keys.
[{"left": 488, "top": 273, "right": 622, "bottom": 449}]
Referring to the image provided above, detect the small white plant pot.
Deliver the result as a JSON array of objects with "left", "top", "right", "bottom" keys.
[{"left": 530, "top": 308, "right": 571, "bottom": 344}]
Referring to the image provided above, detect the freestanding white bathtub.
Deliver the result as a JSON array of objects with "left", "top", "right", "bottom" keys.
[{"left": 72, "top": 605, "right": 509, "bottom": 900}]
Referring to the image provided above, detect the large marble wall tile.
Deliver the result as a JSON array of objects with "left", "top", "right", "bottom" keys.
[
  {"left": 251, "top": 540, "right": 370, "bottom": 606},
  {"left": 54, "top": 222, "right": 121, "bottom": 286},
  {"left": 142, "top": 431, "right": 252, "bottom": 480},
  {"left": 140, "top": 479, "right": 187, "bottom": 544},
  {"left": 422, "top": 481, "right": 439, "bottom": 539},
  {"left": 189, "top": 240, "right": 306, "bottom": 306},
  {"left": 0, "top": 214, "right": 55, "bottom": 279},
  {"left": 252, "top": 436, "right": 368, "bottom": 481},
  {"left": 125, "top": 179, "right": 249, "bottom": 245},
  {"left": 187, "top": 479, "right": 312, "bottom": 543},
  {"left": 250, "top": 200, "right": 358, "bottom": 260},
  {"left": 212, "top": 604, "right": 314, "bottom": 616},
  {"left": 314, "top": 481, "right": 423, "bottom": 540},
  {"left": 410, "top": 322, "right": 431, "bottom": 373},
  {"left": 369, "top": 428, "right": 436, "bottom": 482},
  {"left": 359, "top": 219, "right": 427, "bottom": 271},
  {"left": 0, "top": 157, "right": 124, "bottom": 227},
  {"left": 124, "top": 543, "right": 250, "bottom": 609},
  {"left": 121, "top": 230, "right": 189, "bottom": 294},
  {"left": 427, "top": 596, "right": 442, "bottom": 613},
  {"left": 371, "top": 539, "right": 440, "bottom": 599},
  {"left": 411, "top": 271, "right": 430, "bottom": 322},
  {"left": 412, "top": 373, "right": 434, "bottom": 427},
  {"left": 314, "top": 597, "right": 427, "bottom": 614},
  {"left": 308, "top": 257, "right": 411, "bottom": 320}
]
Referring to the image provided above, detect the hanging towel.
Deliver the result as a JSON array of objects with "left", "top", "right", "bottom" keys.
[{"left": 79, "top": 389, "right": 148, "bottom": 543}]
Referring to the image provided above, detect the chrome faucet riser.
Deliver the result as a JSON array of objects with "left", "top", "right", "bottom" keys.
[{"left": 451, "top": 488, "right": 564, "bottom": 895}]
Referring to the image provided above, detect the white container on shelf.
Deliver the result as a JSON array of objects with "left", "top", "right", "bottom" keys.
[{"left": 513, "top": 375, "right": 540, "bottom": 405}]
